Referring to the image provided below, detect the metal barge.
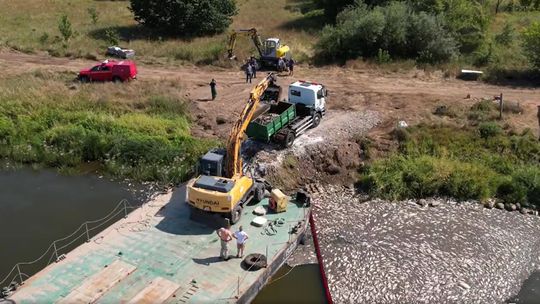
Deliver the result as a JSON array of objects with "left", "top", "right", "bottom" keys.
[{"left": 7, "top": 186, "right": 310, "bottom": 303}]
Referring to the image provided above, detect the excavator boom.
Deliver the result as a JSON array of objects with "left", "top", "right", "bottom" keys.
[
  {"left": 224, "top": 73, "right": 277, "bottom": 178},
  {"left": 227, "top": 28, "right": 264, "bottom": 60}
]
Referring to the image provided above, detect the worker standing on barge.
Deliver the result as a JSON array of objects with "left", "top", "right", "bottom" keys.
[
  {"left": 233, "top": 226, "right": 249, "bottom": 258},
  {"left": 217, "top": 223, "right": 233, "bottom": 260}
]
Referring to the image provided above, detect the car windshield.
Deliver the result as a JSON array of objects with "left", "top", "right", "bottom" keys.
[{"left": 90, "top": 65, "right": 101, "bottom": 71}]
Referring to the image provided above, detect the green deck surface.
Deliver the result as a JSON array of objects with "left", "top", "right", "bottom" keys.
[{"left": 10, "top": 187, "right": 309, "bottom": 303}]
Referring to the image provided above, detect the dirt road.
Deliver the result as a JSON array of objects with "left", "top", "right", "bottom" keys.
[{"left": 0, "top": 50, "right": 538, "bottom": 140}]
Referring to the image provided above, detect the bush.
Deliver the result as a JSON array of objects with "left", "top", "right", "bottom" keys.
[
  {"left": 498, "top": 167, "right": 540, "bottom": 206},
  {"left": 434, "top": 105, "right": 457, "bottom": 117},
  {"left": 495, "top": 23, "right": 515, "bottom": 46},
  {"left": 58, "top": 14, "right": 73, "bottom": 43},
  {"left": 315, "top": 2, "right": 458, "bottom": 63},
  {"left": 38, "top": 32, "right": 49, "bottom": 45},
  {"left": 87, "top": 7, "right": 99, "bottom": 25},
  {"left": 360, "top": 124, "right": 540, "bottom": 205},
  {"left": 0, "top": 85, "right": 215, "bottom": 184},
  {"left": 129, "top": 0, "right": 237, "bottom": 36},
  {"left": 522, "top": 22, "right": 540, "bottom": 69},
  {"left": 363, "top": 156, "right": 497, "bottom": 201},
  {"left": 314, "top": 0, "right": 355, "bottom": 21},
  {"left": 478, "top": 122, "right": 502, "bottom": 139},
  {"left": 104, "top": 28, "right": 120, "bottom": 45}
]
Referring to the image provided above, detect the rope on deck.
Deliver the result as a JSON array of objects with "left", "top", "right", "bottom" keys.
[{"left": 309, "top": 212, "right": 333, "bottom": 304}]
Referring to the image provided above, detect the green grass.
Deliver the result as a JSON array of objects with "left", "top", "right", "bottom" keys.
[
  {"left": 0, "top": 0, "right": 320, "bottom": 64},
  {"left": 0, "top": 70, "right": 216, "bottom": 184},
  {"left": 360, "top": 124, "right": 540, "bottom": 205}
]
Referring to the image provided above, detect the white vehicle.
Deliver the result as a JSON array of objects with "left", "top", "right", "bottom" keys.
[
  {"left": 106, "top": 46, "right": 135, "bottom": 59},
  {"left": 288, "top": 80, "right": 327, "bottom": 126}
]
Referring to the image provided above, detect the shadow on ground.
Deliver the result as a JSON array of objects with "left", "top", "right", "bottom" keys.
[
  {"left": 155, "top": 186, "right": 215, "bottom": 235},
  {"left": 88, "top": 25, "right": 199, "bottom": 42},
  {"left": 483, "top": 69, "right": 540, "bottom": 88}
]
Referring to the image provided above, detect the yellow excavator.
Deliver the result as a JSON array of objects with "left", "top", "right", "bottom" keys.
[
  {"left": 226, "top": 28, "right": 292, "bottom": 70},
  {"left": 186, "top": 73, "right": 277, "bottom": 224}
]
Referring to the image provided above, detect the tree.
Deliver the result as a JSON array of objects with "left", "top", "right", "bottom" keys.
[
  {"left": 129, "top": 0, "right": 237, "bottom": 36},
  {"left": 522, "top": 22, "right": 540, "bottom": 69},
  {"left": 315, "top": 2, "right": 457, "bottom": 63},
  {"left": 58, "top": 14, "right": 73, "bottom": 42},
  {"left": 313, "top": 0, "right": 355, "bottom": 22}
]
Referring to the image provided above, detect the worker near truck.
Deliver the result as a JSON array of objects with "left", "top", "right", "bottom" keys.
[
  {"left": 233, "top": 226, "right": 249, "bottom": 258},
  {"left": 278, "top": 57, "right": 285, "bottom": 73},
  {"left": 216, "top": 224, "right": 233, "bottom": 260},
  {"left": 245, "top": 63, "right": 253, "bottom": 84},
  {"left": 288, "top": 58, "right": 295, "bottom": 76},
  {"left": 209, "top": 79, "right": 217, "bottom": 101},
  {"left": 250, "top": 57, "right": 257, "bottom": 78}
]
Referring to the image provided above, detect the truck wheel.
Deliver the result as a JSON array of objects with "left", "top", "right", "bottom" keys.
[
  {"left": 79, "top": 76, "right": 90, "bottom": 83},
  {"left": 113, "top": 76, "right": 122, "bottom": 83},
  {"left": 231, "top": 207, "right": 242, "bottom": 224},
  {"left": 283, "top": 131, "right": 295, "bottom": 149},
  {"left": 311, "top": 113, "right": 322, "bottom": 129}
]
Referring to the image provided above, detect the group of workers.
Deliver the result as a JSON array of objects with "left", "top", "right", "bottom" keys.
[
  {"left": 209, "top": 56, "right": 296, "bottom": 100},
  {"left": 216, "top": 223, "right": 249, "bottom": 261}
]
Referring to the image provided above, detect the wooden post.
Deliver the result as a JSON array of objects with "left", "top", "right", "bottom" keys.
[
  {"left": 537, "top": 105, "right": 540, "bottom": 141},
  {"left": 499, "top": 93, "right": 503, "bottom": 120}
]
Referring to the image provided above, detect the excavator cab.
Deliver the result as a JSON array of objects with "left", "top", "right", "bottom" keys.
[
  {"left": 263, "top": 38, "right": 290, "bottom": 59},
  {"left": 263, "top": 38, "right": 278, "bottom": 57},
  {"left": 226, "top": 29, "right": 291, "bottom": 69},
  {"left": 198, "top": 151, "right": 225, "bottom": 177}
]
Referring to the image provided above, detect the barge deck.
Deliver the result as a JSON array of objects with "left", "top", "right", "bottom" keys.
[{"left": 9, "top": 186, "right": 310, "bottom": 303}]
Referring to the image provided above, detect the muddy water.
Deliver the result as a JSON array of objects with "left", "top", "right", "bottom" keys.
[
  {"left": 0, "top": 167, "right": 143, "bottom": 281},
  {"left": 254, "top": 264, "right": 327, "bottom": 304},
  {"left": 508, "top": 271, "right": 540, "bottom": 304}
]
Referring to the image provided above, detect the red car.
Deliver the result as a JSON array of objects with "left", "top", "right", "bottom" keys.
[{"left": 78, "top": 60, "right": 137, "bottom": 83}]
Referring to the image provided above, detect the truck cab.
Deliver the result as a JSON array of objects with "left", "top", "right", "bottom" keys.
[{"left": 288, "top": 80, "right": 327, "bottom": 116}]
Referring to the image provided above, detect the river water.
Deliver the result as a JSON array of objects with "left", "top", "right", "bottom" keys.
[{"left": 0, "top": 167, "right": 143, "bottom": 280}]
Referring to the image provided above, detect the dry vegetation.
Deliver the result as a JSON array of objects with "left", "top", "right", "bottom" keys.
[{"left": 0, "top": 0, "right": 318, "bottom": 64}]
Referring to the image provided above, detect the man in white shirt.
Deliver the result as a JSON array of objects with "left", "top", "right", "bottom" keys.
[{"left": 233, "top": 226, "right": 249, "bottom": 258}]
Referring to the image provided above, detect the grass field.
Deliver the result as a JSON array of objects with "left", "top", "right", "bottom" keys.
[
  {"left": 360, "top": 101, "right": 540, "bottom": 206},
  {"left": 0, "top": 69, "right": 216, "bottom": 183},
  {"left": 1, "top": 0, "right": 539, "bottom": 79},
  {"left": 0, "top": 0, "right": 319, "bottom": 64}
]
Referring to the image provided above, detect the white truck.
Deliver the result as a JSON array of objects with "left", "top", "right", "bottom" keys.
[{"left": 246, "top": 80, "right": 328, "bottom": 148}]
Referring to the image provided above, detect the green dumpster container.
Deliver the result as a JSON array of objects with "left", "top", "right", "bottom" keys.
[{"left": 247, "top": 102, "right": 296, "bottom": 142}]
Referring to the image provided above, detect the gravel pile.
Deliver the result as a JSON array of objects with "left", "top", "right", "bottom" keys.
[
  {"left": 312, "top": 186, "right": 540, "bottom": 303},
  {"left": 292, "top": 110, "right": 380, "bottom": 155}
]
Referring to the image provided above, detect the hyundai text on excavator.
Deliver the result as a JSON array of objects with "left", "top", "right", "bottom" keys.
[
  {"left": 186, "top": 74, "right": 278, "bottom": 224},
  {"left": 226, "top": 28, "right": 291, "bottom": 70}
]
